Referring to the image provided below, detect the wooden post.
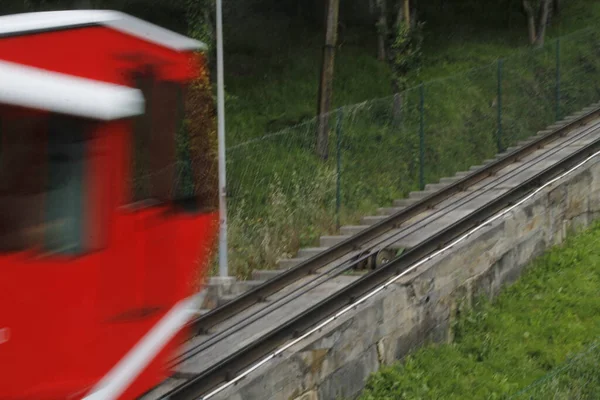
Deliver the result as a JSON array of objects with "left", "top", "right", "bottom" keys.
[{"left": 316, "top": 0, "right": 340, "bottom": 161}]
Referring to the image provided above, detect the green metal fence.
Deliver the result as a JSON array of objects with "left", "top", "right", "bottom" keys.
[{"left": 222, "top": 27, "right": 600, "bottom": 278}]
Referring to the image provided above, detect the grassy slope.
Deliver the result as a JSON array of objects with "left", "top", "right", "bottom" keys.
[
  {"left": 359, "top": 221, "right": 600, "bottom": 400},
  {"left": 225, "top": 0, "right": 600, "bottom": 144},
  {"left": 221, "top": 0, "right": 600, "bottom": 278},
  {"left": 225, "top": 20, "right": 393, "bottom": 145}
]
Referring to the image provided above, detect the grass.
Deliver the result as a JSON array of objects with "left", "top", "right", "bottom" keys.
[
  {"left": 359, "top": 220, "right": 600, "bottom": 400},
  {"left": 224, "top": 0, "right": 600, "bottom": 143},
  {"left": 219, "top": 0, "right": 600, "bottom": 279},
  {"left": 224, "top": 18, "right": 393, "bottom": 146}
]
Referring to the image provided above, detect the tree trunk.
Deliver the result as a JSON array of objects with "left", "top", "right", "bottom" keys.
[
  {"left": 395, "top": 0, "right": 404, "bottom": 29},
  {"left": 523, "top": 0, "right": 536, "bottom": 45},
  {"left": 391, "top": 0, "right": 411, "bottom": 126},
  {"left": 403, "top": 0, "right": 410, "bottom": 27},
  {"left": 534, "top": 0, "right": 551, "bottom": 47},
  {"left": 377, "top": 0, "right": 387, "bottom": 61},
  {"left": 394, "top": 0, "right": 411, "bottom": 29},
  {"left": 526, "top": 14, "right": 536, "bottom": 44},
  {"left": 553, "top": 0, "right": 560, "bottom": 16},
  {"left": 410, "top": 0, "right": 417, "bottom": 30},
  {"left": 316, "top": 0, "right": 340, "bottom": 161},
  {"left": 369, "top": 0, "right": 376, "bottom": 15}
]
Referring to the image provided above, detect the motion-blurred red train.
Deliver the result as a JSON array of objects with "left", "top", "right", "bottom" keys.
[{"left": 0, "top": 10, "right": 218, "bottom": 400}]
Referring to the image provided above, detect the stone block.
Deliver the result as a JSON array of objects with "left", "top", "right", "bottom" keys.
[
  {"left": 361, "top": 215, "right": 388, "bottom": 225},
  {"left": 201, "top": 276, "right": 237, "bottom": 309},
  {"left": 252, "top": 269, "right": 283, "bottom": 281},
  {"left": 587, "top": 187, "right": 600, "bottom": 213},
  {"left": 320, "top": 235, "right": 351, "bottom": 247},
  {"left": 377, "top": 207, "right": 405, "bottom": 216},
  {"left": 299, "top": 298, "right": 384, "bottom": 381},
  {"left": 503, "top": 193, "right": 548, "bottom": 244},
  {"left": 380, "top": 284, "right": 412, "bottom": 337},
  {"left": 298, "top": 247, "right": 328, "bottom": 259},
  {"left": 546, "top": 181, "right": 569, "bottom": 246},
  {"left": 278, "top": 258, "right": 307, "bottom": 270},
  {"left": 218, "top": 355, "right": 312, "bottom": 400},
  {"left": 389, "top": 319, "right": 431, "bottom": 361},
  {"left": 487, "top": 247, "right": 517, "bottom": 299},
  {"left": 317, "top": 347, "right": 379, "bottom": 400},
  {"left": 293, "top": 390, "right": 318, "bottom": 400},
  {"left": 340, "top": 225, "right": 368, "bottom": 236}
]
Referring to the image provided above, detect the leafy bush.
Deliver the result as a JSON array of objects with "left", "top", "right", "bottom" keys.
[{"left": 389, "top": 20, "right": 425, "bottom": 92}]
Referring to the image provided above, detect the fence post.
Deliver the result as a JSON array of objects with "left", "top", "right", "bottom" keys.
[
  {"left": 419, "top": 83, "right": 425, "bottom": 191},
  {"left": 335, "top": 107, "right": 343, "bottom": 229},
  {"left": 556, "top": 37, "right": 561, "bottom": 121},
  {"left": 392, "top": 92, "right": 402, "bottom": 128},
  {"left": 497, "top": 58, "right": 504, "bottom": 153}
]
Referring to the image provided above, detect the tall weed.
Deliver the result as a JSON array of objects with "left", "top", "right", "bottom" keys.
[{"left": 227, "top": 167, "right": 336, "bottom": 279}]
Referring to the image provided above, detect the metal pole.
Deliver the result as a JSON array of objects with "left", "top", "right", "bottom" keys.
[
  {"left": 556, "top": 38, "right": 561, "bottom": 121},
  {"left": 216, "top": 0, "right": 228, "bottom": 277},
  {"left": 419, "top": 83, "right": 425, "bottom": 191},
  {"left": 335, "top": 108, "right": 343, "bottom": 229},
  {"left": 497, "top": 58, "right": 504, "bottom": 153}
]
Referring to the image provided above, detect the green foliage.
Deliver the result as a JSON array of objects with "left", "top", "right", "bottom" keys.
[
  {"left": 220, "top": 0, "right": 600, "bottom": 278},
  {"left": 389, "top": 21, "right": 425, "bottom": 92},
  {"left": 3, "top": 0, "right": 600, "bottom": 281},
  {"left": 360, "top": 220, "right": 600, "bottom": 399},
  {"left": 186, "top": 0, "right": 214, "bottom": 54},
  {"left": 227, "top": 166, "right": 337, "bottom": 279}
]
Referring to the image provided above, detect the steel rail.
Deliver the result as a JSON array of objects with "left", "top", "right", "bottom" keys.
[
  {"left": 171, "top": 115, "right": 600, "bottom": 367},
  {"left": 161, "top": 110, "right": 600, "bottom": 399},
  {"left": 192, "top": 105, "right": 600, "bottom": 334}
]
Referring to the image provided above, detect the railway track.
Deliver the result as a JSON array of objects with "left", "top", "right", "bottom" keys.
[{"left": 144, "top": 103, "right": 600, "bottom": 400}]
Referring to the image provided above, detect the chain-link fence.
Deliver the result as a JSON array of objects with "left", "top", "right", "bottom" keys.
[
  {"left": 223, "top": 26, "right": 600, "bottom": 279},
  {"left": 508, "top": 341, "right": 600, "bottom": 399}
]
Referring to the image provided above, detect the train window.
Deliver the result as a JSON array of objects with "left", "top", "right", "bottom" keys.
[
  {"left": 0, "top": 113, "right": 47, "bottom": 252},
  {"left": 131, "top": 71, "right": 179, "bottom": 204},
  {"left": 173, "top": 86, "right": 196, "bottom": 200},
  {"left": 171, "top": 86, "right": 211, "bottom": 213},
  {"left": 0, "top": 111, "right": 89, "bottom": 255},
  {"left": 130, "top": 72, "right": 211, "bottom": 213},
  {"left": 44, "top": 115, "right": 87, "bottom": 255}
]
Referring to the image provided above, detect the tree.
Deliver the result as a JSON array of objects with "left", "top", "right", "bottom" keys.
[
  {"left": 315, "top": 0, "right": 340, "bottom": 160},
  {"left": 186, "top": 0, "right": 215, "bottom": 55},
  {"left": 522, "top": 0, "right": 552, "bottom": 46},
  {"left": 376, "top": 0, "right": 388, "bottom": 61},
  {"left": 374, "top": 0, "right": 422, "bottom": 125}
]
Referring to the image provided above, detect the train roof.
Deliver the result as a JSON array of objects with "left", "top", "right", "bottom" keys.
[
  {"left": 0, "top": 10, "right": 207, "bottom": 51},
  {"left": 0, "top": 59, "right": 144, "bottom": 120}
]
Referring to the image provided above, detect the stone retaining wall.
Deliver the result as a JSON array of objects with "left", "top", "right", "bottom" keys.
[{"left": 210, "top": 155, "right": 600, "bottom": 400}]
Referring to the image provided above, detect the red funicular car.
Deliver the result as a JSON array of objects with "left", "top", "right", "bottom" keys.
[{"left": 0, "top": 10, "right": 218, "bottom": 400}]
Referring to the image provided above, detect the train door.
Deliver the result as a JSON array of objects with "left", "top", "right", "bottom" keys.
[
  {"left": 0, "top": 107, "right": 107, "bottom": 396},
  {"left": 132, "top": 73, "right": 183, "bottom": 313},
  {"left": 102, "top": 68, "right": 184, "bottom": 321}
]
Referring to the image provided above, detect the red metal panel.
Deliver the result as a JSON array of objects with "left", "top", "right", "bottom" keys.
[
  {"left": 0, "top": 19, "right": 216, "bottom": 400},
  {"left": 0, "top": 210, "right": 218, "bottom": 399},
  {"left": 0, "top": 26, "right": 202, "bottom": 85}
]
